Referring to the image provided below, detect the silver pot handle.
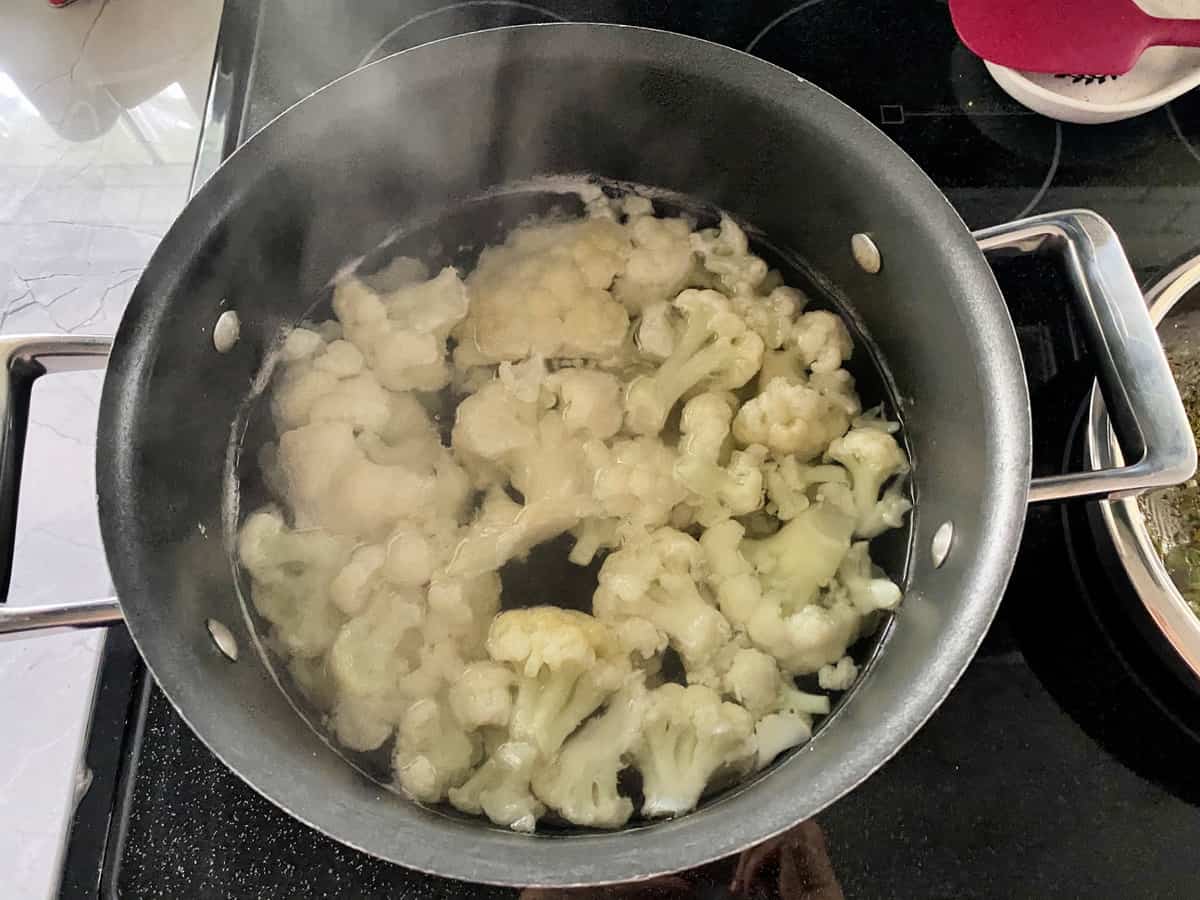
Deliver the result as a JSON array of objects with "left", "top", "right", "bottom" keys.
[
  {"left": 0, "top": 335, "right": 123, "bottom": 639},
  {"left": 975, "top": 210, "right": 1196, "bottom": 503}
]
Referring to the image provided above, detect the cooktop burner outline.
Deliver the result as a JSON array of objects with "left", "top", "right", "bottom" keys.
[
  {"left": 745, "top": 0, "right": 832, "bottom": 54},
  {"left": 1168, "top": 101, "right": 1200, "bottom": 169},
  {"left": 355, "top": 0, "right": 567, "bottom": 68}
]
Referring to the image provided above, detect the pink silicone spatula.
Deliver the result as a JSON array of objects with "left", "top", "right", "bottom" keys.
[{"left": 949, "top": 0, "right": 1200, "bottom": 75}]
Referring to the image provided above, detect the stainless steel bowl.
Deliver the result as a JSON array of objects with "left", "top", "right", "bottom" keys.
[{"left": 1089, "top": 254, "right": 1200, "bottom": 686}]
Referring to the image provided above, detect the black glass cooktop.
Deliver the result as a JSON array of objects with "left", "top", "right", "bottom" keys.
[{"left": 59, "top": 1, "right": 1200, "bottom": 897}]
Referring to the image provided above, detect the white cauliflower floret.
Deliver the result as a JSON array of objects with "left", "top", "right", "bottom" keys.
[
  {"left": 567, "top": 516, "right": 621, "bottom": 567},
  {"left": 359, "top": 254, "right": 429, "bottom": 293},
  {"left": 762, "top": 599, "right": 862, "bottom": 677},
  {"left": 852, "top": 404, "right": 903, "bottom": 434},
  {"left": 700, "top": 519, "right": 771, "bottom": 628},
  {"left": 329, "top": 544, "right": 388, "bottom": 616},
  {"left": 700, "top": 513, "right": 862, "bottom": 675},
  {"left": 330, "top": 692, "right": 410, "bottom": 756},
  {"left": 676, "top": 392, "right": 767, "bottom": 526},
  {"left": 448, "top": 410, "right": 594, "bottom": 572},
  {"left": 270, "top": 332, "right": 382, "bottom": 434},
  {"left": 792, "top": 310, "right": 853, "bottom": 374},
  {"left": 818, "top": 655, "right": 859, "bottom": 692},
  {"left": 398, "top": 639, "right": 470, "bottom": 704},
  {"left": 547, "top": 368, "right": 623, "bottom": 439},
  {"left": 448, "top": 741, "right": 544, "bottom": 833},
  {"left": 613, "top": 616, "right": 669, "bottom": 665},
  {"left": 532, "top": 680, "right": 646, "bottom": 828},
  {"left": 775, "top": 682, "right": 831, "bottom": 716},
  {"left": 326, "top": 587, "right": 425, "bottom": 749},
  {"left": 742, "top": 497, "right": 857, "bottom": 613},
  {"left": 278, "top": 326, "right": 325, "bottom": 362},
  {"left": 732, "top": 376, "right": 853, "bottom": 461},
  {"left": 758, "top": 346, "right": 806, "bottom": 389},
  {"left": 625, "top": 289, "right": 764, "bottom": 435},
  {"left": 825, "top": 426, "right": 912, "bottom": 538},
  {"left": 354, "top": 322, "right": 441, "bottom": 391},
  {"left": 450, "top": 361, "right": 544, "bottom": 484},
  {"left": 763, "top": 458, "right": 850, "bottom": 521},
  {"left": 681, "top": 632, "right": 760, "bottom": 695},
  {"left": 328, "top": 521, "right": 459, "bottom": 619},
  {"left": 352, "top": 390, "right": 441, "bottom": 466},
  {"left": 681, "top": 634, "right": 829, "bottom": 769},
  {"left": 446, "top": 487, "right": 578, "bottom": 578},
  {"left": 277, "top": 421, "right": 447, "bottom": 541},
  {"left": 449, "top": 368, "right": 596, "bottom": 574},
  {"left": 497, "top": 351, "right": 548, "bottom": 403},
  {"left": 594, "top": 527, "right": 731, "bottom": 669},
  {"left": 456, "top": 219, "right": 631, "bottom": 362},
  {"left": 298, "top": 368, "right": 393, "bottom": 433},
  {"left": 677, "top": 391, "right": 737, "bottom": 461},
  {"left": 238, "top": 509, "right": 352, "bottom": 658},
  {"left": 634, "top": 683, "right": 755, "bottom": 818},
  {"left": 486, "top": 608, "right": 629, "bottom": 757},
  {"left": 733, "top": 285, "right": 806, "bottom": 349},
  {"left": 585, "top": 435, "right": 689, "bottom": 529},
  {"left": 619, "top": 194, "right": 654, "bottom": 218},
  {"left": 448, "top": 662, "right": 514, "bottom": 730},
  {"left": 333, "top": 267, "right": 468, "bottom": 391},
  {"left": 753, "top": 681, "right": 833, "bottom": 771},
  {"left": 612, "top": 214, "right": 697, "bottom": 311},
  {"left": 378, "top": 264, "right": 470, "bottom": 338},
  {"left": 302, "top": 329, "right": 360, "bottom": 368},
  {"left": 455, "top": 363, "right": 592, "bottom": 509},
  {"left": 433, "top": 459, "right": 474, "bottom": 527},
  {"left": 382, "top": 523, "right": 443, "bottom": 589},
  {"left": 833, "top": 541, "right": 902, "bottom": 615},
  {"left": 393, "top": 697, "right": 481, "bottom": 803},
  {"left": 270, "top": 334, "right": 445, "bottom": 446},
  {"left": 754, "top": 713, "right": 813, "bottom": 770},
  {"left": 328, "top": 572, "right": 490, "bottom": 743},
  {"left": 680, "top": 441, "right": 769, "bottom": 527},
  {"left": 451, "top": 361, "right": 498, "bottom": 396},
  {"left": 424, "top": 572, "right": 501, "bottom": 655},
  {"left": 756, "top": 308, "right": 856, "bottom": 395},
  {"left": 691, "top": 216, "right": 768, "bottom": 296},
  {"left": 683, "top": 637, "right": 826, "bottom": 768},
  {"left": 722, "top": 647, "right": 783, "bottom": 716},
  {"left": 810, "top": 368, "right": 863, "bottom": 417},
  {"left": 635, "top": 300, "right": 678, "bottom": 361}
]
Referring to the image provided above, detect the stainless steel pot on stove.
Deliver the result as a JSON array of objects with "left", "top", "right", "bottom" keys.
[
  {"left": 1089, "top": 255, "right": 1200, "bottom": 690},
  {"left": 0, "top": 25, "right": 1193, "bottom": 887}
]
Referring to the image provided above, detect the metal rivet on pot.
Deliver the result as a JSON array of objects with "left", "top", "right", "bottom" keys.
[
  {"left": 213, "top": 309, "right": 240, "bottom": 353},
  {"left": 206, "top": 618, "right": 239, "bottom": 661},
  {"left": 931, "top": 521, "right": 954, "bottom": 569},
  {"left": 851, "top": 233, "right": 882, "bottom": 274}
]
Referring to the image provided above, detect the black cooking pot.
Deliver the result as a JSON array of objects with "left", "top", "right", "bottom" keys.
[{"left": 0, "top": 25, "right": 1191, "bottom": 887}]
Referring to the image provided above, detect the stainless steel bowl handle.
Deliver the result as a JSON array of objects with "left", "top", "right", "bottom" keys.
[
  {"left": 975, "top": 209, "right": 1197, "bottom": 503},
  {"left": 0, "top": 334, "right": 123, "bottom": 639}
]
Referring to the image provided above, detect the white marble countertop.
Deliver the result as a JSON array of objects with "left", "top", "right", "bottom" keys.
[{"left": 0, "top": 0, "right": 221, "bottom": 895}]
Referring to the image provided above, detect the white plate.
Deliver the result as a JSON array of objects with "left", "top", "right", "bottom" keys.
[{"left": 983, "top": 0, "right": 1200, "bottom": 124}]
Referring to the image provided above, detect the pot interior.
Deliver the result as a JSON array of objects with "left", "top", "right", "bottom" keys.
[{"left": 229, "top": 181, "right": 917, "bottom": 831}]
